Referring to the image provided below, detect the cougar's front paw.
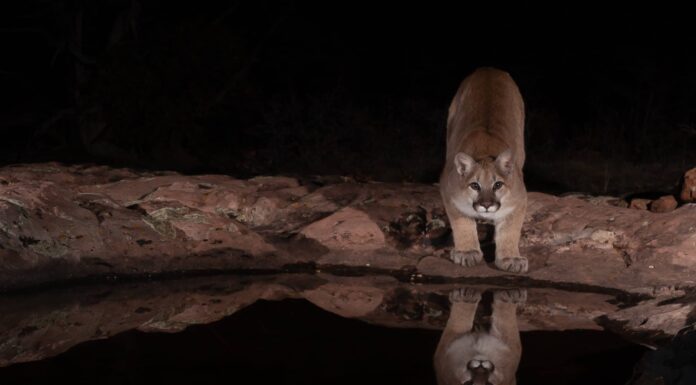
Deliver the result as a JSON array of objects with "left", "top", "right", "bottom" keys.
[
  {"left": 495, "top": 289, "right": 527, "bottom": 304},
  {"left": 450, "top": 249, "right": 484, "bottom": 267},
  {"left": 449, "top": 287, "right": 482, "bottom": 303},
  {"left": 495, "top": 256, "right": 528, "bottom": 273}
]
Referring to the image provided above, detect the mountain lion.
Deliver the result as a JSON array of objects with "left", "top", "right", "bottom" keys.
[
  {"left": 434, "top": 288, "right": 525, "bottom": 385},
  {"left": 440, "top": 67, "right": 528, "bottom": 273}
]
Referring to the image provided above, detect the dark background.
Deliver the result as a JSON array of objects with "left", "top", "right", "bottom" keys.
[{"left": 3, "top": 1, "right": 695, "bottom": 194}]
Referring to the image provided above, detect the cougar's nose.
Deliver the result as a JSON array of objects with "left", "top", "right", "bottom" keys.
[
  {"left": 467, "top": 360, "right": 494, "bottom": 385},
  {"left": 474, "top": 201, "right": 499, "bottom": 213},
  {"left": 467, "top": 359, "right": 494, "bottom": 371}
]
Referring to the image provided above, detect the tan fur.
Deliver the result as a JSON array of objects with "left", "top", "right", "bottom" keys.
[
  {"left": 440, "top": 67, "right": 528, "bottom": 273},
  {"left": 434, "top": 289, "right": 524, "bottom": 385}
]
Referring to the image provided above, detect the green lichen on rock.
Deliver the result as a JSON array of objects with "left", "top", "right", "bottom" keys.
[
  {"left": 142, "top": 206, "right": 209, "bottom": 238},
  {"left": 142, "top": 207, "right": 187, "bottom": 238},
  {"left": 29, "top": 239, "right": 69, "bottom": 259}
]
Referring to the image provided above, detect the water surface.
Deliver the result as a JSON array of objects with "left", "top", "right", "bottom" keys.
[{"left": 0, "top": 273, "right": 692, "bottom": 384}]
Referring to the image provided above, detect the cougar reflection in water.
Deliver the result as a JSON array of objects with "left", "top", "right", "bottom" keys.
[{"left": 434, "top": 288, "right": 525, "bottom": 385}]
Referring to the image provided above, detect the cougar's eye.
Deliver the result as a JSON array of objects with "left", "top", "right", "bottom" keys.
[
  {"left": 493, "top": 181, "right": 504, "bottom": 190},
  {"left": 469, "top": 182, "right": 481, "bottom": 191}
]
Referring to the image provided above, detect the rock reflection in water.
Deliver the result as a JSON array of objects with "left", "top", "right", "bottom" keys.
[
  {"left": 0, "top": 273, "right": 693, "bottom": 384},
  {"left": 435, "top": 288, "right": 524, "bottom": 385}
]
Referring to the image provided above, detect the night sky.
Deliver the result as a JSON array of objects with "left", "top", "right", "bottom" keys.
[{"left": 3, "top": 1, "right": 695, "bottom": 194}]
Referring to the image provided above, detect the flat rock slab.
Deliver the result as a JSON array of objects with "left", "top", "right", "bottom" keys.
[{"left": 1, "top": 163, "right": 695, "bottom": 292}]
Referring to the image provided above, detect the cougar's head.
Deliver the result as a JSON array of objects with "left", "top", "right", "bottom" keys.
[
  {"left": 439, "top": 340, "right": 512, "bottom": 385},
  {"left": 451, "top": 149, "right": 517, "bottom": 220}
]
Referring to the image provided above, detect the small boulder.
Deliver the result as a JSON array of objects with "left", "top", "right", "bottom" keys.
[
  {"left": 650, "top": 195, "right": 678, "bottom": 213},
  {"left": 680, "top": 167, "right": 696, "bottom": 203},
  {"left": 629, "top": 198, "right": 651, "bottom": 210}
]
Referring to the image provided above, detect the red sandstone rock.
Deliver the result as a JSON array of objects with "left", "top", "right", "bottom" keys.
[
  {"left": 681, "top": 167, "right": 696, "bottom": 202},
  {"left": 650, "top": 195, "right": 678, "bottom": 213},
  {"left": 629, "top": 198, "right": 651, "bottom": 210},
  {"left": 0, "top": 162, "right": 695, "bottom": 292}
]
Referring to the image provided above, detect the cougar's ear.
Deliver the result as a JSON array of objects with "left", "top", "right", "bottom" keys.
[
  {"left": 496, "top": 149, "right": 514, "bottom": 175},
  {"left": 454, "top": 152, "right": 476, "bottom": 176}
]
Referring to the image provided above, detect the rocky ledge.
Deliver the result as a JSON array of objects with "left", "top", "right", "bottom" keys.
[{"left": 0, "top": 163, "right": 695, "bottom": 293}]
